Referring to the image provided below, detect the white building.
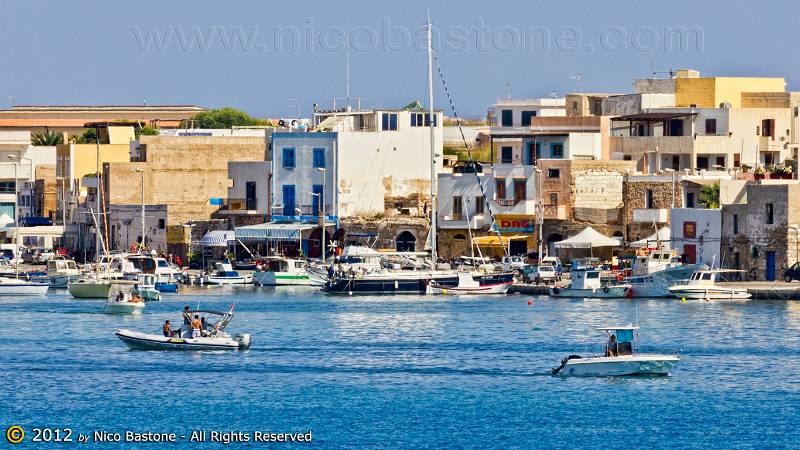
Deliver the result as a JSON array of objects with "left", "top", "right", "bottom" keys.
[
  {"left": 669, "top": 207, "right": 721, "bottom": 266},
  {"left": 0, "top": 131, "right": 57, "bottom": 224},
  {"left": 493, "top": 98, "right": 566, "bottom": 128}
]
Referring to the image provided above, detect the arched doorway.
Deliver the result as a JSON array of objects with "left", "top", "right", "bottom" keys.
[
  {"left": 453, "top": 233, "right": 467, "bottom": 258},
  {"left": 396, "top": 231, "right": 416, "bottom": 252},
  {"left": 307, "top": 227, "right": 332, "bottom": 259},
  {"left": 546, "top": 233, "right": 563, "bottom": 257}
]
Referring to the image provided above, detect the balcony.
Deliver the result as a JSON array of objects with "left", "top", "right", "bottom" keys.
[
  {"left": 610, "top": 134, "right": 738, "bottom": 158},
  {"left": 217, "top": 197, "right": 262, "bottom": 215},
  {"left": 439, "top": 213, "right": 491, "bottom": 230},
  {"left": 632, "top": 208, "right": 669, "bottom": 223}
]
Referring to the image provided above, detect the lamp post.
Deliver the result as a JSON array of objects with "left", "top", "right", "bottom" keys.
[
  {"left": 534, "top": 167, "right": 544, "bottom": 261},
  {"left": 663, "top": 168, "right": 676, "bottom": 209},
  {"left": 135, "top": 168, "right": 145, "bottom": 251},
  {"left": 56, "top": 176, "right": 68, "bottom": 227},
  {"left": 9, "top": 154, "right": 32, "bottom": 277},
  {"left": 316, "top": 167, "right": 327, "bottom": 262}
]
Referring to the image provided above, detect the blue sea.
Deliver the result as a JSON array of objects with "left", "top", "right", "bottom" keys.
[{"left": 1, "top": 287, "right": 799, "bottom": 448}]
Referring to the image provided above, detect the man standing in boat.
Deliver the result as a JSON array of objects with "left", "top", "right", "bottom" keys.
[
  {"left": 182, "top": 305, "right": 192, "bottom": 337},
  {"left": 606, "top": 334, "right": 618, "bottom": 357}
]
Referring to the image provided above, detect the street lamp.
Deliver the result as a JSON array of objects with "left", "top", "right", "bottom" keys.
[
  {"left": 8, "top": 154, "right": 32, "bottom": 277},
  {"left": 135, "top": 168, "right": 145, "bottom": 251},
  {"left": 534, "top": 167, "right": 544, "bottom": 261},
  {"left": 663, "top": 168, "right": 676, "bottom": 209},
  {"left": 316, "top": 167, "right": 327, "bottom": 262}
]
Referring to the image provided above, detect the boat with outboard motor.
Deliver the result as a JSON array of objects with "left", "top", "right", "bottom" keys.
[
  {"left": 115, "top": 305, "right": 251, "bottom": 350},
  {"left": 667, "top": 269, "right": 751, "bottom": 300},
  {"left": 29, "top": 258, "right": 81, "bottom": 288},
  {"left": 427, "top": 271, "right": 512, "bottom": 295},
  {"left": 104, "top": 283, "right": 145, "bottom": 314},
  {"left": 252, "top": 256, "right": 322, "bottom": 286},
  {"left": 202, "top": 260, "right": 253, "bottom": 285},
  {"left": 133, "top": 274, "right": 161, "bottom": 301},
  {"left": 550, "top": 268, "right": 631, "bottom": 298},
  {"left": 552, "top": 326, "right": 679, "bottom": 377}
]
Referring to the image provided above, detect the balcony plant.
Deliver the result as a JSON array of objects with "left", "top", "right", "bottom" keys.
[
  {"left": 740, "top": 164, "right": 751, "bottom": 173},
  {"left": 754, "top": 166, "right": 766, "bottom": 180}
]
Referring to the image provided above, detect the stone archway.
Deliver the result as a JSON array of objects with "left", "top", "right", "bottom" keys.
[{"left": 396, "top": 231, "right": 417, "bottom": 252}]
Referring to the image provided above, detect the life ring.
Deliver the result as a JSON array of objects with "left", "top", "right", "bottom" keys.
[
  {"left": 603, "top": 286, "right": 609, "bottom": 294},
  {"left": 616, "top": 273, "right": 624, "bottom": 282}
]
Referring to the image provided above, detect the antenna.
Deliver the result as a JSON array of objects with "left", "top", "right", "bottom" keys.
[
  {"left": 346, "top": 41, "right": 351, "bottom": 110},
  {"left": 506, "top": 82, "right": 511, "bottom": 99}
]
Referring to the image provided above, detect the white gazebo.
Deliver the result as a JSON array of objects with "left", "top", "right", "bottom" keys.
[{"left": 555, "top": 226, "right": 621, "bottom": 256}]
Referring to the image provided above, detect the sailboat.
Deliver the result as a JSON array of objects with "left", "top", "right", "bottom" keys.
[{"left": 323, "top": 16, "right": 514, "bottom": 295}]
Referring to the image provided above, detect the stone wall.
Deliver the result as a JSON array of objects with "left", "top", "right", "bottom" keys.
[
  {"left": 34, "top": 164, "right": 57, "bottom": 220},
  {"left": 622, "top": 178, "right": 682, "bottom": 242},
  {"left": 340, "top": 217, "right": 429, "bottom": 252}
]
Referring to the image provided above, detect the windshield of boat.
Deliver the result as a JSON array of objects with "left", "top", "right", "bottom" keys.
[
  {"left": 157, "top": 260, "right": 169, "bottom": 268},
  {"left": 701, "top": 272, "right": 713, "bottom": 281},
  {"left": 586, "top": 271, "right": 600, "bottom": 279}
]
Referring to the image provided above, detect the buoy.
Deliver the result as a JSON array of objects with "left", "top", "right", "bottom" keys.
[
  {"left": 527, "top": 299, "right": 533, "bottom": 305},
  {"left": 681, "top": 297, "right": 686, "bottom": 303}
]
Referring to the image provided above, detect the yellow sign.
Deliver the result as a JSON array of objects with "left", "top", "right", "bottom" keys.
[{"left": 166, "top": 225, "right": 190, "bottom": 244}]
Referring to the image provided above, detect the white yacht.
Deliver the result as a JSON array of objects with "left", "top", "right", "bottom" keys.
[
  {"left": 626, "top": 251, "right": 705, "bottom": 298},
  {"left": 202, "top": 261, "right": 252, "bottom": 285},
  {"left": 427, "top": 271, "right": 512, "bottom": 296},
  {"left": 31, "top": 258, "right": 81, "bottom": 288},
  {"left": 550, "top": 268, "right": 631, "bottom": 298},
  {"left": 252, "top": 257, "right": 322, "bottom": 286},
  {"left": 0, "top": 276, "right": 50, "bottom": 295},
  {"left": 668, "top": 269, "right": 751, "bottom": 300},
  {"left": 552, "top": 326, "right": 680, "bottom": 377}
]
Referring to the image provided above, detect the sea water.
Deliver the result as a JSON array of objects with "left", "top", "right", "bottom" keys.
[{"left": 1, "top": 287, "right": 799, "bottom": 448}]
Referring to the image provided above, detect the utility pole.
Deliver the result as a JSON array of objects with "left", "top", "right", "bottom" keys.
[{"left": 136, "top": 168, "right": 145, "bottom": 250}]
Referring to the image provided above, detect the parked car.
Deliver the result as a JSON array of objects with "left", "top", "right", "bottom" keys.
[
  {"left": 539, "top": 256, "right": 563, "bottom": 279},
  {"left": 500, "top": 255, "right": 527, "bottom": 271},
  {"left": 527, "top": 265, "right": 559, "bottom": 284},
  {"left": 22, "top": 248, "right": 56, "bottom": 265},
  {"left": 783, "top": 262, "right": 800, "bottom": 282}
]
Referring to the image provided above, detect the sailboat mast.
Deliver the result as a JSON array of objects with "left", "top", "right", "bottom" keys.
[
  {"left": 95, "top": 125, "right": 101, "bottom": 277},
  {"left": 427, "top": 16, "right": 437, "bottom": 264}
]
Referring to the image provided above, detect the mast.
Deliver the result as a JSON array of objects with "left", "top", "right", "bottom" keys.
[
  {"left": 95, "top": 125, "right": 101, "bottom": 277},
  {"left": 427, "top": 14, "right": 437, "bottom": 264}
]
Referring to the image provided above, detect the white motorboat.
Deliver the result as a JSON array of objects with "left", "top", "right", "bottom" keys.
[
  {"left": 253, "top": 257, "right": 323, "bottom": 286},
  {"left": 133, "top": 274, "right": 161, "bottom": 301},
  {"left": 104, "top": 285, "right": 145, "bottom": 314},
  {"left": 552, "top": 326, "right": 679, "bottom": 377},
  {"left": 0, "top": 276, "right": 50, "bottom": 295},
  {"left": 667, "top": 269, "right": 751, "bottom": 300},
  {"left": 115, "top": 306, "right": 251, "bottom": 350},
  {"left": 625, "top": 251, "right": 706, "bottom": 298},
  {"left": 30, "top": 258, "right": 81, "bottom": 288},
  {"left": 550, "top": 268, "right": 630, "bottom": 298},
  {"left": 68, "top": 276, "right": 114, "bottom": 299},
  {"left": 202, "top": 261, "right": 252, "bottom": 285},
  {"left": 427, "top": 271, "right": 511, "bottom": 295}
]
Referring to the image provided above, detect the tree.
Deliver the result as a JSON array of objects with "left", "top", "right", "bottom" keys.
[
  {"left": 135, "top": 126, "right": 159, "bottom": 139},
  {"left": 190, "top": 107, "right": 263, "bottom": 129},
  {"left": 31, "top": 127, "right": 63, "bottom": 146},
  {"left": 699, "top": 182, "right": 720, "bottom": 209},
  {"left": 72, "top": 128, "right": 98, "bottom": 144}
]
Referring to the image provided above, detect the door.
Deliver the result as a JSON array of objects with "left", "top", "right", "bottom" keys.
[
  {"left": 766, "top": 251, "right": 776, "bottom": 281},
  {"left": 245, "top": 181, "right": 257, "bottom": 210},
  {"left": 683, "top": 244, "right": 696, "bottom": 264},
  {"left": 509, "top": 240, "right": 527, "bottom": 256},
  {"left": 312, "top": 184, "right": 323, "bottom": 216},
  {"left": 282, "top": 185, "right": 295, "bottom": 216}
]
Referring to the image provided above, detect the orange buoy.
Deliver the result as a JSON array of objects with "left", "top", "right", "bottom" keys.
[
  {"left": 617, "top": 273, "right": 625, "bottom": 282},
  {"left": 626, "top": 288, "right": 634, "bottom": 299},
  {"left": 527, "top": 299, "right": 533, "bottom": 305}
]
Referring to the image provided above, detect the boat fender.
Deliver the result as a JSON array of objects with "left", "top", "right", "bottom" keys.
[
  {"left": 552, "top": 287, "right": 560, "bottom": 295},
  {"left": 603, "top": 286, "right": 609, "bottom": 294},
  {"left": 626, "top": 288, "right": 634, "bottom": 299},
  {"left": 616, "top": 273, "right": 624, "bottom": 282}
]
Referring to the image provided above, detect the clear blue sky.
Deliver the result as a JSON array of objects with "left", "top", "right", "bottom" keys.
[{"left": 2, "top": 0, "right": 798, "bottom": 118}]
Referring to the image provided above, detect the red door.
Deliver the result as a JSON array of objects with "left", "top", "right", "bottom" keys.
[{"left": 683, "top": 244, "right": 697, "bottom": 264}]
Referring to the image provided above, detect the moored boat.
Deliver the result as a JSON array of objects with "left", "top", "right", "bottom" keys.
[
  {"left": 202, "top": 261, "right": 252, "bottom": 285},
  {"left": 253, "top": 257, "right": 322, "bottom": 286},
  {"left": 104, "top": 285, "right": 145, "bottom": 314},
  {"left": 550, "top": 268, "right": 630, "bottom": 298},
  {"left": 667, "top": 269, "right": 751, "bottom": 300},
  {"left": 427, "top": 271, "right": 511, "bottom": 295},
  {"left": 0, "top": 276, "right": 50, "bottom": 295}
]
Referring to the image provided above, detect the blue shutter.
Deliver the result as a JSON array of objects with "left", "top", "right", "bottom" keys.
[
  {"left": 313, "top": 148, "right": 325, "bottom": 168},
  {"left": 283, "top": 148, "right": 295, "bottom": 168},
  {"left": 389, "top": 113, "right": 397, "bottom": 130},
  {"left": 282, "top": 185, "right": 295, "bottom": 216}
]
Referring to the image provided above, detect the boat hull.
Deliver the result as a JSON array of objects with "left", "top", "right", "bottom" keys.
[
  {"left": 550, "top": 286, "right": 630, "bottom": 298},
  {"left": 68, "top": 281, "right": 112, "bottom": 299},
  {"left": 668, "top": 287, "right": 751, "bottom": 300},
  {"left": 427, "top": 281, "right": 512, "bottom": 296},
  {"left": 324, "top": 272, "right": 514, "bottom": 295},
  {"left": 136, "top": 289, "right": 161, "bottom": 301},
  {"left": 104, "top": 302, "right": 145, "bottom": 314},
  {"left": 0, "top": 282, "right": 50, "bottom": 296},
  {"left": 559, "top": 355, "right": 679, "bottom": 377},
  {"left": 202, "top": 275, "right": 252, "bottom": 285},
  {"left": 115, "top": 329, "right": 250, "bottom": 351},
  {"left": 253, "top": 271, "right": 323, "bottom": 287},
  {"left": 154, "top": 282, "right": 178, "bottom": 292}
]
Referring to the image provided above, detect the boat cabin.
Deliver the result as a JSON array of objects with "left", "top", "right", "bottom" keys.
[
  {"left": 47, "top": 258, "right": 79, "bottom": 274},
  {"left": 264, "top": 257, "right": 306, "bottom": 273},
  {"left": 600, "top": 326, "right": 638, "bottom": 357},
  {"left": 631, "top": 250, "right": 680, "bottom": 276},
  {"left": 570, "top": 268, "right": 603, "bottom": 289},
  {"left": 686, "top": 269, "right": 743, "bottom": 286},
  {"left": 214, "top": 260, "right": 241, "bottom": 277}
]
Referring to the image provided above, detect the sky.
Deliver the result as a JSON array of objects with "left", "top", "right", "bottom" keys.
[{"left": 1, "top": 0, "right": 799, "bottom": 119}]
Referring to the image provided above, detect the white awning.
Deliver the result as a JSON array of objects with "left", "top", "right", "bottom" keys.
[
  {"left": 235, "top": 222, "right": 318, "bottom": 241},
  {"left": 631, "top": 227, "right": 671, "bottom": 249},
  {"left": 199, "top": 230, "right": 235, "bottom": 247},
  {"left": 555, "top": 226, "right": 620, "bottom": 249}
]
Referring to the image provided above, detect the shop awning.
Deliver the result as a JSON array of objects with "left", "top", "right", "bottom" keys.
[
  {"left": 555, "top": 226, "right": 620, "bottom": 249},
  {"left": 200, "top": 230, "right": 235, "bottom": 247},
  {"left": 472, "top": 235, "right": 529, "bottom": 247},
  {"left": 235, "top": 222, "right": 318, "bottom": 241}
]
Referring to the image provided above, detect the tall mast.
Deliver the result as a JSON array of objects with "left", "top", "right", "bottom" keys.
[
  {"left": 427, "top": 15, "right": 437, "bottom": 264},
  {"left": 94, "top": 125, "right": 101, "bottom": 277}
]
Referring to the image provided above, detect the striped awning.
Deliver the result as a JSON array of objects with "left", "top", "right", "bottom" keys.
[
  {"left": 199, "top": 230, "right": 235, "bottom": 247},
  {"left": 235, "top": 222, "right": 317, "bottom": 241}
]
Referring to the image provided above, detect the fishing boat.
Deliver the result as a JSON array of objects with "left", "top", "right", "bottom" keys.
[
  {"left": 202, "top": 260, "right": 252, "bottom": 285},
  {"left": 667, "top": 269, "right": 751, "bottom": 300},
  {"left": 133, "top": 274, "right": 161, "bottom": 301},
  {"left": 623, "top": 251, "right": 705, "bottom": 298},
  {"left": 0, "top": 276, "right": 50, "bottom": 295},
  {"left": 104, "top": 284, "right": 145, "bottom": 314},
  {"left": 427, "top": 271, "right": 511, "bottom": 296},
  {"left": 30, "top": 258, "right": 81, "bottom": 288},
  {"left": 552, "top": 326, "right": 680, "bottom": 377},
  {"left": 252, "top": 257, "right": 323, "bottom": 286},
  {"left": 123, "top": 253, "right": 180, "bottom": 292},
  {"left": 550, "top": 268, "right": 630, "bottom": 298},
  {"left": 115, "top": 306, "right": 251, "bottom": 351}
]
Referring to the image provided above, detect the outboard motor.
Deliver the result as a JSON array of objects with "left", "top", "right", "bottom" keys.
[
  {"left": 551, "top": 355, "right": 582, "bottom": 375},
  {"left": 234, "top": 333, "right": 252, "bottom": 350}
]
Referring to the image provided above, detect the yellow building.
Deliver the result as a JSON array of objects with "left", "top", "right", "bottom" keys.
[{"left": 675, "top": 75, "right": 786, "bottom": 108}]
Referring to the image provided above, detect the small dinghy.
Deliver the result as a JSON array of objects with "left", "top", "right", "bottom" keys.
[
  {"left": 104, "top": 284, "right": 145, "bottom": 314},
  {"left": 115, "top": 305, "right": 251, "bottom": 351},
  {"left": 427, "top": 272, "right": 511, "bottom": 295},
  {"left": 551, "top": 326, "right": 679, "bottom": 377}
]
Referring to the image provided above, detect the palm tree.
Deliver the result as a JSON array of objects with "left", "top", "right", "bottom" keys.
[
  {"left": 699, "top": 182, "right": 720, "bottom": 209},
  {"left": 31, "top": 127, "right": 63, "bottom": 146}
]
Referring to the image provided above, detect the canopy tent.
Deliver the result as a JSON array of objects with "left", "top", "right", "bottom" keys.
[
  {"left": 472, "top": 235, "right": 529, "bottom": 247},
  {"left": 630, "top": 227, "right": 671, "bottom": 249},
  {"left": 234, "top": 222, "right": 320, "bottom": 241},
  {"left": 199, "top": 230, "right": 235, "bottom": 247},
  {"left": 555, "top": 227, "right": 620, "bottom": 249}
]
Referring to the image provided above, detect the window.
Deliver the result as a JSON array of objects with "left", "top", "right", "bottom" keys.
[
  {"left": 547, "top": 168, "right": 560, "bottom": 178},
  {"left": 282, "top": 185, "right": 296, "bottom": 216},
  {"left": 158, "top": 218, "right": 165, "bottom": 230},
  {"left": 452, "top": 196, "right": 463, "bottom": 217},
  {"left": 696, "top": 155, "right": 709, "bottom": 170},
  {"left": 521, "top": 110, "right": 537, "bottom": 126},
  {"left": 381, "top": 113, "right": 398, "bottom": 131},
  {"left": 513, "top": 179, "right": 526, "bottom": 202},
  {"left": 766, "top": 203, "right": 774, "bottom": 224},
  {"left": 733, "top": 214, "right": 739, "bottom": 234},
  {"left": 683, "top": 221, "right": 696, "bottom": 238},
  {"left": 550, "top": 143, "right": 564, "bottom": 159},
  {"left": 474, "top": 196, "right": 485, "bottom": 215},
  {"left": 411, "top": 113, "right": 437, "bottom": 127},
  {"left": 549, "top": 192, "right": 558, "bottom": 205},
  {"left": 524, "top": 143, "right": 535, "bottom": 165},
  {"left": 761, "top": 118, "right": 774, "bottom": 138},
  {"left": 715, "top": 155, "right": 725, "bottom": 168},
  {"left": 734, "top": 153, "right": 741, "bottom": 168},
  {"left": 312, "top": 148, "right": 326, "bottom": 168},
  {"left": 705, "top": 119, "right": 717, "bottom": 135},
  {"left": 501, "top": 109, "right": 513, "bottom": 127},
  {"left": 535, "top": 142, "right": 541, "bottom": 160},
  {"left": 495, "top": 178, "right": 506, "bottom": 199},
  {"left": 312, "top": 184, "right": 323, "bottom": 215},
  {"left": 645, "top": 189, "right": 654, "bottom": 209},
  {"left": 245, "top": 181, "right": 257, "bottom": 210},
  {"left": 686, "top": 192, "right": 695, "bottom": 208},
  {"left": 282, "top": 147, "right": 296, "bottom": 169},
  {"left": 501, "top": 146, "right": 513, "bottom": 164}
]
